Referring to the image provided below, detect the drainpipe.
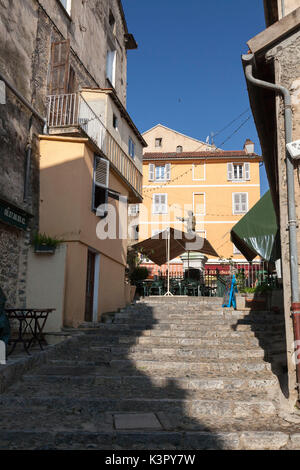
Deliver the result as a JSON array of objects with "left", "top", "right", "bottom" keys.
[
  {"left": 0, "top": 71, "right": 47, "bottom": 133},
  {"left": 242, "top": 53, "right": 300, "bottom": 401},
  {"left": 281, "top": 0, "right": 285, "bottom": 18}
]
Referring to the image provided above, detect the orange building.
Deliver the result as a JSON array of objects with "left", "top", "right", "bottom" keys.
[{"left": 137, "top": 125, "right": 262, "bottom": 275}]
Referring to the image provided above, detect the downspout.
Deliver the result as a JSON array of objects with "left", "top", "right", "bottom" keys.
[
  {"left": 242, "top": 53, "right": 300, "bottom": 401},
  {"left": 281, "top": 0, "right": 285, "bottom": 18}
]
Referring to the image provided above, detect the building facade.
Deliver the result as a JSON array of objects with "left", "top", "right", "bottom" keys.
[
  {"left": 137, "top": 125, "right": 261, "bottom": 275},
  {"left": 0, "top": 0, "right": 145, "bottom": 329},
  {"left": 243, "top": 0, "right": 300, "bottom": 403}
]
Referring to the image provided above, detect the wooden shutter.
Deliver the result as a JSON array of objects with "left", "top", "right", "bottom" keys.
[
  {"left": 233, "top": 193, "right": 240, "bottom": 214},
  {"left": 241, "top": 193, "right": 247, "bottom": 212},
  {"left": 94, "top": 156, "right": 109, "bottom": 188},
  {"left": 244, "top": 163, "right": 250, "bottom": 180},
  {"left": 165, "top": 163, "right": 171, "bottom": 181},
  {"left": 106, "top": 50, "right": 116, "bottom": 85},
  {"left": 49, "top": 40, "right": 70, "bottom": 95},
  {"left": 227, "top": 163, "right": 233, "bottom": 181},
  {"left": 160, "top": 194, "right": 167, "bottom": 213},
  {"left": 153, "top": 194, "right": 160, "bottom": 213},
  {"left": 149, "top": 164, "right": 155, "bottom": 181}
]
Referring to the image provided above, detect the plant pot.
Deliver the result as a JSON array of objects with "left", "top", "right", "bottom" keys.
[
  {"left": 244, "top": 292, "right": 268, "bottom": 310},
  {"left": 130, "top": 285, "right": 136, "bottom": 303},
  {"left": 235, "top": 294, "right": 246, "bottom": 310},
  {"left": 34, "top": 244, "right": 56, "bottom": 254}
]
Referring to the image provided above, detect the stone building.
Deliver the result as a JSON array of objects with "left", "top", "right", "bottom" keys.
[
  {"left": 0, "top": 0, "right": 144, "bottom": 326},
  {"left": 243, "top": 1, "right": 300, "bottom": 403}
]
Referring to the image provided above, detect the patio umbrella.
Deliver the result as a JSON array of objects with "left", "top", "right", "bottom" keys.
[
  {"left": 230, "top": 190, "right": 280, "bottom": 263},
  {"left": 132, "top": 228, "right": 219, "bottom": 295}
]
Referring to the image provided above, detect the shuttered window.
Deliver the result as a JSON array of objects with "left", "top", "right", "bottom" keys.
[
  {"left": 93, "top": 155, "right": 110, "bottom": 216},
  {"left": 149, "top": 163, "right": 155, "bottom": 181},
  {"left": 59, "top": 0, "right": 72, "bottom": 15},
  {"left": 152, "top": 194, "right": 168, "bottom": 214},
  {"left": 232, "top": 193, "right": 248, "bottom": 214},
  {"left": 129, "top": 137, "right": 135, "bottom": 158},
  {"left": 245, "top": 162, "right": 250, "bottom": 180},
  {"left": 49, "top": 40, "right": 70, "bottom": 95},
  {"left": 165, "top": 163, "right": 171, "bottom": 180},
  {"left": 227, "top": 162, "right": 251, "bottom": 181},
  {"left": 106, "top": 50, "right": 116, "bottom": 86}
]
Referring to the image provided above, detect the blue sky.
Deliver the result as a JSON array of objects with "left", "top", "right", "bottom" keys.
[{"left": 122, "top": 0, "right": 269, "bottom": 195}]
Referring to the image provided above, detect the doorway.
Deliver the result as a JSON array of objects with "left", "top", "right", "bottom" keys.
[{"left": 85, "top": 250, "right": 100, "bottom": 322}]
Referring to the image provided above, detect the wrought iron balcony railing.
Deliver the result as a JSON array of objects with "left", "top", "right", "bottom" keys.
[{"left": 46, "top": 93, "right": 143, "bottom": 199}]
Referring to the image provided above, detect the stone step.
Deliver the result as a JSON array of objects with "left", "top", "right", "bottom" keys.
[
  {"left": 93, "top": 322, "right": 284, "bottom": 333},
  {"left": 114, "top": 335, "right": 285, "bottom": 350},
  {"left": 0, "top": 391, "right": 277, "bottom": 419},
  {"left": 65, "top": 345, "right": 267, "bottom": 361},
  {"left": 113, "top": 315, "right": 284, "bottom": 326},
  {"left": 42, "top": 357, "right": 273, "bottom": 374},
  {"left": 22, "top": 372, "right": 278, "bottom": 393},
  {"left": 110, "top": 358, "right": 272, "bottom": 374},
  {"left": 137, "top": 297, "right": 222, "bottom": 304},
  {"left": 0, "top": 429, "right": 297, "bottom": 450},
  {"left": 46, "top": 360, "right": 276, "bottom": 378}
]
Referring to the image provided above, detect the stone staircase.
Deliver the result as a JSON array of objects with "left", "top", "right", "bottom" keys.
[{"left": 0, "top": 297, "right": 299, "bottom": 450}]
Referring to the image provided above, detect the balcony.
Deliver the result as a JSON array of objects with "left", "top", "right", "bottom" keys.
[{"left": 46, "top": 93, "right": 143, "bottom": 201}]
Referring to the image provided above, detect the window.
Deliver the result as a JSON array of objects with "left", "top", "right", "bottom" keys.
[
  {"left": 227, "top": 163, "right": 250, "bottom": 181},
  {"left": 232, "top": 193, "right": 248, "bottom": 214},
  {"left": 152, "top": 194, "right": 168, "bottom": 214},
  {"left": 106, "top": 49, "right": 116, "bottom": 87},
  {"left": 132, "top": 225, "right": 139, "bottom": 241},
  {"left": 59, "top": 0, "right": 72, "bottom": 15},
  {"left": 234, "top": 164, "right": 243, "bottom": 180},
  {"left": 149, "top": 163, "right": 171, "bottom": 181},
  {"left": 49, "top": 40, "right": 70, "bottom": 95},
  {"left": 192, "top": 163, "right": 206, "bottom": 181},
  {"left": 176, "top": 145, "right": 183, "bottom": 153},
  {"left": 92, "top": 155, "right": 110, "bottom": 216},
  {"left": 129, "top": 204, "right": 139, "bottom": 216},
  {"left": 109, "top": 10, "right": 116, "bottom": 32},
  {"left": 128, "top": 137, "right": 135, "bottom": 158},
  {"left": 155, "top": 165, "right": 165, "bottom": 181},
  {"left": 193, "top": 193, "right": 206, "bottom": 216},
  {"left": 155, "top": 138, "right": 162, "bottom": 147},
  {"left": 113, "top": 114, "right": 118, "bottom": 130}
]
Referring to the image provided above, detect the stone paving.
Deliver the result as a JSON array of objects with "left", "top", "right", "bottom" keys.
[{"left": 0, "top": 297, "right": 300, "bottom": 450}]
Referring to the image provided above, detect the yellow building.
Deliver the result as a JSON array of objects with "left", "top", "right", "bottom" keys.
[
  {"left": 138, "top": 125, "right": 262, "bottom": 272},
  {"left": 27, "top": 88, "right": 146, "bottom": 331}
]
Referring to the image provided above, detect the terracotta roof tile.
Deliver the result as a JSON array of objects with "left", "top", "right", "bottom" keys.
[{"left": 143, "top": 151, "right": 262, "bottom": 161}]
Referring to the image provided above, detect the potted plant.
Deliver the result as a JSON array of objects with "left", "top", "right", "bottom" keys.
[
  {"left": 126, "top": 247, "right": 151, "bottom": 301},
  {"left": 33, "top": 232, "right": 62, "bottom": 254}
]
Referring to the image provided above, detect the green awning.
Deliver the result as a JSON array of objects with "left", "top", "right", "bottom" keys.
[{"left": 230, "top": 190, "right": 280, "bottom": 262}]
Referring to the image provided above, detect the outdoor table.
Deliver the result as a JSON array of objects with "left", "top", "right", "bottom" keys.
[{"left": 4, "top": 308, "right": 55, "bottom": 355}]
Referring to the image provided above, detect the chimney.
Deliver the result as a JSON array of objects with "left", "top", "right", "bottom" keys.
[{"left": 244, "top": 139, "right": 255, "bottom": 154}]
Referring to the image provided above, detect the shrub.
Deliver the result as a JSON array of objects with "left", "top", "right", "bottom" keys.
[{"left": 130, "top": 267, "right": 149, "bottom": 284}]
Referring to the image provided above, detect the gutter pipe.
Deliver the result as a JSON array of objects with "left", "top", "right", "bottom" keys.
[
  {"left": 0, "top": 71, "right": 47, "bottom": 133},
  {"left": 281, "top": 0, "right": 285, "bottom": 18},
  {"left": 242, "top": 53, "right": 300, "bottom": 398}
]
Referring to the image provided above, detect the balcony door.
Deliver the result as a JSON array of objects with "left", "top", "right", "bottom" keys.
[{"left": 85, "top": 250, "right": 100, "bottom": 322}]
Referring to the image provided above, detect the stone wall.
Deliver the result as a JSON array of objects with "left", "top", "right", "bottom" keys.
[
  {"left": 0, "top": 0, "right": 130, "bottom": 306},
  {"left": 266, "top": 28, "right": 300, "bottom": 401}
]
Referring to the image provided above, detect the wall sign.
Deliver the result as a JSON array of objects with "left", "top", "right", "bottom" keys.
[{"left": 0, "top": 199, "right": 31, "bottom": 230}]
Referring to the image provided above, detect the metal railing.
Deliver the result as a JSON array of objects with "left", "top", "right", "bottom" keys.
[{"left": 46, "top": 93, "right": 143, "bottom": 198}]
